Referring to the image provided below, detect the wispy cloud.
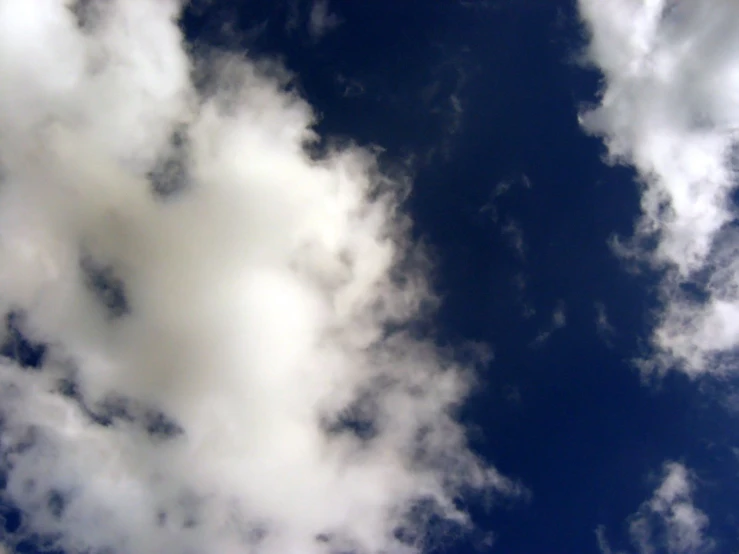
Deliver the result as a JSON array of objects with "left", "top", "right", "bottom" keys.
[
  {"left": 596, "top": 525, "right": 620, "bottom": 554},
  {"left": 595, "top": 301, "right": 616, "bottom": 345},
  {"left": 596, "top": 462, "right": 713, "bottom": 554},
  {"left": 418, "top": 62, "right": 470, "bottom": 164},
  {"left": 531, "top": 301, "right": 566, "bottom": 347},
  {"left": 501, "top": 385, "right": 524, "bottom": 413},
  {"left": 578, "top": 0, "right": 739, "bottom": 377},
  {"left": 335, "top": 73, "right": 365, "bottom": 98},
  {"left": 479, "top": 175, "right": 534, "bottom": 319},
  {"left": 506, "top": 272, "right": 534, "bottom": 320},
  {"left": 308, "top": 0, "right": 342, "bottom": 41},
  {"left": 0, "top": 2, "right": 523, "bottom": 553},
  {"left": 502, "top": 219, "right": 526, "bottom": 261},
  {"left": 479, "top": 174, "right": 532, "bottom": 224}
]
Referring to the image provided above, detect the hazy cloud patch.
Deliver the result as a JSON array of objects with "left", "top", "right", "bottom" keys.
[
  {"left": 502, "top": 219, "right": 526, "bottom": 261},
  {"left": 531, "top": 301, "right": 566, "bottom": 347},
  {"left": 596, "top": 462, "right": 713, "bottom": 554},
  {"left": 308, "top": 0, "right": 342, "bottom": 41},
  {"left": 595, "top": 301, "right": 616, "bottom": 346}
]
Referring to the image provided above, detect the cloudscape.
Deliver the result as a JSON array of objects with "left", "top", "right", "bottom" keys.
[{"left": 0, "top": 1, "right": 738, "bottom": 553}]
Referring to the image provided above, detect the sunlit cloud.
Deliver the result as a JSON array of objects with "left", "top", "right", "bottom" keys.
[
  {"left": 579, "top": 0, "right": 739, "bottom": 377},
  {"left": 0, "top": 1, "right": 524, "bottom": 553},
  {"left": 596, "top": 462, "right": 712, "bottom": 554}
]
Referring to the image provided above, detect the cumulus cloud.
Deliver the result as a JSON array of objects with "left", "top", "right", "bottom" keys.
[
  {"left": 578, "top": 0, "right": 739, "bottom": 377},
  {"left": 596, "top": 462, "right": 713, "bottom": 554},
  {"left": 0, "top": 1, "right": 523, "bottom": 553}
]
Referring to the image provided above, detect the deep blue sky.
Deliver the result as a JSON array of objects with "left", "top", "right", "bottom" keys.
[
  {"left": 2, "top": 1, "right": 738, "bottom": 553},
  {"left": 180, "top": 1, "right": 739, "bottom": 552}
]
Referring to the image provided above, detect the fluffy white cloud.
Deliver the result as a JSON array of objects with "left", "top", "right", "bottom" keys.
[
  {"left": 578, "top": 0, "right": 739, "bottom": 377},
  {"left": 596, "top": 462, "right": 712, "bottom": 554},
  {"left": 0, "top": 1, "right": 523, "bottom": 553}
]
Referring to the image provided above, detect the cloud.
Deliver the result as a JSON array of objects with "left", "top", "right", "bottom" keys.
[
  {"left": 502, "top": 384, "right": 522, "bottom": 406},
  {"left": 596, "top": 524, "right": 621, "bottom": 554},
  {"left": 552, "top": 303, "right": 567, "bottom": 328},
  {"left": 479, "top": 174, "right": 532, "bottom": 224},
  {"left": 417, "top": 62, "right": 470, "bottom": 165},
  {"left": 595, "top": 301, "right": 616, "bottom": 345},
  {"left": 308, "top": 0, "right": 342, "bottom": 41},
  {"left": 596, "top": 462, "right": 713, "bottom": 554},
  {"left": 336, "top": 73, "right": 365, "bottom": 98},
  {"left": 285, "top": 0, "right": 301, "bottom": 33},
  {"left": 508, "top": 272, "right": 535, "bottom": 320},
  {"left": 479, "top": 177, "right": 533, "bottom": 319},
  {"left": 531, "top": 301, "right": 566, "bottom": 347},
  {"left": 0, "top": 1, "right": 524, "bottom": 553},
  {"left": 502, "top": 219, "right": 526, "bottom": 260},
  {"left": 578, "top": 0, "right": 739, "bottom": 377}
]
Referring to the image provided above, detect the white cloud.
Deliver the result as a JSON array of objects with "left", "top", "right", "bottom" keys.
[
  {"left": 308, "top": 0, "right": 342, "bottom": 41},
  {"left": 578, "top": 0, "right": 739, "bottom": 377},
  {"left": 0, "top": 1, "right": 524, "bottom": 553},
  {"left": 596, "top": 462, "right": 713, "bottom": 554}
]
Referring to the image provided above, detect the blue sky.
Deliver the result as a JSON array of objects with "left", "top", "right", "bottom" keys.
[{"left": 0, "top": 1, "right": 738, "bottom": 553}]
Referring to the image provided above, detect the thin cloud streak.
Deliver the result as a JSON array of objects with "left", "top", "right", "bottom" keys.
[{"left": 595, "top": 301, "right": 616, "bottom": 346}]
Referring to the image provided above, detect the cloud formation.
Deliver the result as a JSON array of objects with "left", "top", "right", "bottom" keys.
[
  {"left": 596, "top": 462, "right": 712, "bottom": 554},
  {"left": 308, "top": 0, "right": 342, "bottom": 41},
  {"left": 0, "top": 1, "right": 522, "bottom": 553},
  {"left": 502, "top": 219, "right": 526, "bottom": 261},
  {"left": 595, "top": 301, "right": 616, "bottom": 345},
  {"left": 531, "top": 301, "right": 566, "bottom": 347},
  {"left": 578, "top": 0, "right": 739, "bottom": 377}
]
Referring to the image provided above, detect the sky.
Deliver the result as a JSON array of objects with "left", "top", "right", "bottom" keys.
[{"left": 0, "top": 1, "right": 738, "bottom": 553}]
